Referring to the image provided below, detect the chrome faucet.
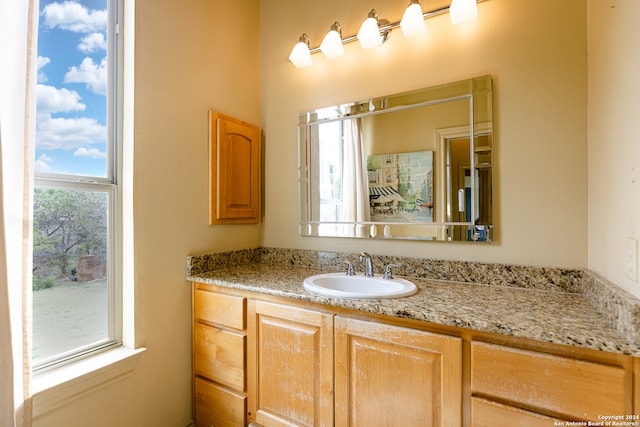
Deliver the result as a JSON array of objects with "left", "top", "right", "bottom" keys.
[{"left": 359, "top": 252, "right": 374, "bottom": 277}]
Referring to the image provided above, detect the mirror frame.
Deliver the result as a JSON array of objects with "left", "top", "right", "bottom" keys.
[{"left": 298, "top": 75, "right": 494, "bottom": 242}]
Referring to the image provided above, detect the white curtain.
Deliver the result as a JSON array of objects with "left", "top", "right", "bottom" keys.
[
  {"left": 342, "top": 118, "right": 370, "bottom": 237},
  {"left": 0, "top": 0, "right": 38, "bottom": 425}
]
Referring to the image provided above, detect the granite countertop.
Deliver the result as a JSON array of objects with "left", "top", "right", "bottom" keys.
[{"left": 188, "top": 263, "right": 640, "bottom": 357}]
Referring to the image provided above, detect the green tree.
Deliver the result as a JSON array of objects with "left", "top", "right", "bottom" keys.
[{"left": 33, "top": 188, "right": 108, "bottom": 278}]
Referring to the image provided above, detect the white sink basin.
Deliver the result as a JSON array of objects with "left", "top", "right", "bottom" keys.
[{"left": 303, "top": 272, "right": 417, "bottom": 299}]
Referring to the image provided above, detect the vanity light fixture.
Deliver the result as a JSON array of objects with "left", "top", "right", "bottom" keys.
[
  {"left": 288, "top": 33, "right": 312, "bottom": 68},
  {"left": 320, "top": 22, "right": 344, "bottom": 59},
  {"left": 288, "top": 0, "right": 480, "bottom": 68},
  {"left": 449, "top": 0, "right": 478, "bottom": 24},
  {"left": 400, "top": 0, "right": 426, "bottom": 37}
]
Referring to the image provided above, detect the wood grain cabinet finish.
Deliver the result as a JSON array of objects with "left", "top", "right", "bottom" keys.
[
  {"left": 194, "top": 323, "right": 245, "bottom": 390},
  {"left": 334, "top": 316, "right": 462, "bottom": 427},
  {"left": 208, "top": 111, "right": 260, "bottom": 224},
  {"left": 247, "top": 300, "right": 334, "bottom": 427},
  {"left": 470, "top": 397, "right": 565, "bottom": 426},
  {"left": 195, "top": 377, "right": 247, "bottom": 427},
  {"left": 193, "top": 286, "right": 248, "bottom": 427},
  {"left": 192, "top": 283, "right": 639, "bottom": 427},
  {"left": 471, "top": 341, "right": 630, "bottom": 422},
  {"left": 194, "top": 289, "right": 246, "bottom": 330}
]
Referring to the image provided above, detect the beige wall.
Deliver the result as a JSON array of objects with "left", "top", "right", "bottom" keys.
[
  {"left": 367, "top": 99, "right": 468, "bottom": 154},
  {"left": 33, "top": 0, "right": 261, "bottom": 426},
  {"left": 261, "top": 0, "right": 588, "bottom": 268},
  {"left": 588, "top": 0, "right": 640, "bottom": 298},
  {"left": 34, "top": 0, "right": 640, "bottom": 425}
]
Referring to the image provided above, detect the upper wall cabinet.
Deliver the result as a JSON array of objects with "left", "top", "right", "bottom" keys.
[{"left": 209, "top": 111, "right": 260, "bottom": 224}]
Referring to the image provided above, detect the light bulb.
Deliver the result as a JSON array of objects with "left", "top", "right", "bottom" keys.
[
  {"left": 320, "top": 22, "right": 344, "bottom": 59},
  {"left": 449, "top": 0, "right": 478, "bottom": 25},
  {"left": 357, "top": 9, "right": 383, "bottom": 49},
  {"left": 288, "top": 34, "right": 312, "bottom": 68},
  {"left": 400, "top": 1, "right": 426, "bottom": 37}
]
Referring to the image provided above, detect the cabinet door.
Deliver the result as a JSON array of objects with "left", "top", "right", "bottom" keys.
[
  {"left": 248, "top": 301, "right": 334, "bottom": 427},
  {"left": 209, "top": 111, "right": 260, "bottom": 224},
  {"left": 335, "top": 316, "right": 462, "bottom": 427}
]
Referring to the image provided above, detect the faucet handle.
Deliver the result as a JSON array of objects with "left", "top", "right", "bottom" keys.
[
  {"left": 344, "top": 261, "right": 355, "bottom": 276},
  {"left": 383, "top": 263, "right": 402, "bottom": 279}
]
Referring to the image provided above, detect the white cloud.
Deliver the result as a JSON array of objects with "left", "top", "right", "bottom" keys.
[
  {"left": 79, "top": 32, "right": 106, "bottom": 53},
  {"left": 64, "top": 57, "right": 107, "bottom": 95},
  {"left": 42, "top": 1, "right": 107, "bottom": 33},
  {"left": 36, "top": 84, "right": 86, "bottom": 116},
  {"left": 35, "top": 154, "right": 54, "bottom": 173},
  {"left": 37, "top": 116, "right": 106, "bottom": 150},
  {"left": 73, "top": 147, "right": 106, "bottom": 159},
  {"left": 38, "top": 56, "right": 51, "bottom": 69},
  {"left": 37, "top": 56, "right": 51, "bottom": 83}
]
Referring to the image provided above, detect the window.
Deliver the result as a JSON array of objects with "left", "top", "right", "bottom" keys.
[
  {"left": 33, "top": 0, "right": 121, "bottom": 370},
  {"left": 318, "top": 119, "right": 344, "bottom": 222}
]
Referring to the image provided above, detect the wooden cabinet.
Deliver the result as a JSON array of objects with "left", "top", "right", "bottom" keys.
[
  {"left": 247, "top": 300, "right": 334, "bottom": 427},
  {"left": 334, "top": 316, "right": 462, "bottom": 427},
  {"left": 192, "top": 283, "right": 638, "bottom": 427},
  {"left": 470, "top": 341, "right": 630, "bottom": 423},
  {"left": 246, "top": 304, "right": 461, "bottom": 427},
  {"left": 193, "top": 286, "right": 247, "bottom": 427},
  {"left": 208, "top": 111, "right": 260, "bottom": 224}
]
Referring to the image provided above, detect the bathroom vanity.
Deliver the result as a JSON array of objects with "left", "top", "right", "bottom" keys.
[{"left": 188, "top": 250, "right": 640, "bottom": 427}]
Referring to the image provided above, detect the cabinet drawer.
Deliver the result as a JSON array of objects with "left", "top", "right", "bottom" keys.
[
  {"left": 194, "top": 323, "right": 246, "bottom": 391},
  {"left": 471, "top": 397, "right": 565, "bottom": 426},
  {"left": 194, "top": 288, "right": 245, "bottom": 330},
  {"left": 471, "top": 341, "right": 627, "bottom": 420},
  {"left": 195, "top": 377, "right": 246, "bottom": 427}
]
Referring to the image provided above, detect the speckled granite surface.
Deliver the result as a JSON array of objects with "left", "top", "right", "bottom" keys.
[
  {"left": 187, "top": 247, "right": 584, "bottom": 293},
  {"left": 186, "top": 248, "right": 640, "bottom": 356},
  {"left": 583, "top": 271, "right": 640, "bottom": 347}
]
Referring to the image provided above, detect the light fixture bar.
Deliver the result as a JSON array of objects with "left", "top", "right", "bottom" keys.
[{"left": 307, "top": 1, "right": 480, "bottom": 55}]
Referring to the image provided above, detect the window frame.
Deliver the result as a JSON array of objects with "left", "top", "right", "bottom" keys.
[{"left": 32, "top": 0, "right": 123, "bottom": 372}]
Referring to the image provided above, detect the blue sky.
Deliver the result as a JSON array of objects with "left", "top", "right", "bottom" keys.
[{"left": 36, "top": 0, "right": 108, "bottom": 177}]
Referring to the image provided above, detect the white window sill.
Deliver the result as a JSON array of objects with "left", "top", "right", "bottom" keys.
[{"left": 32, "top": 346, "right": 146, "bottom": 418}]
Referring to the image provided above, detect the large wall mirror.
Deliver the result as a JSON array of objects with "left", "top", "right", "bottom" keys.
[{"left": 298, "top": 75, "right": 493, "bottom": 242}]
